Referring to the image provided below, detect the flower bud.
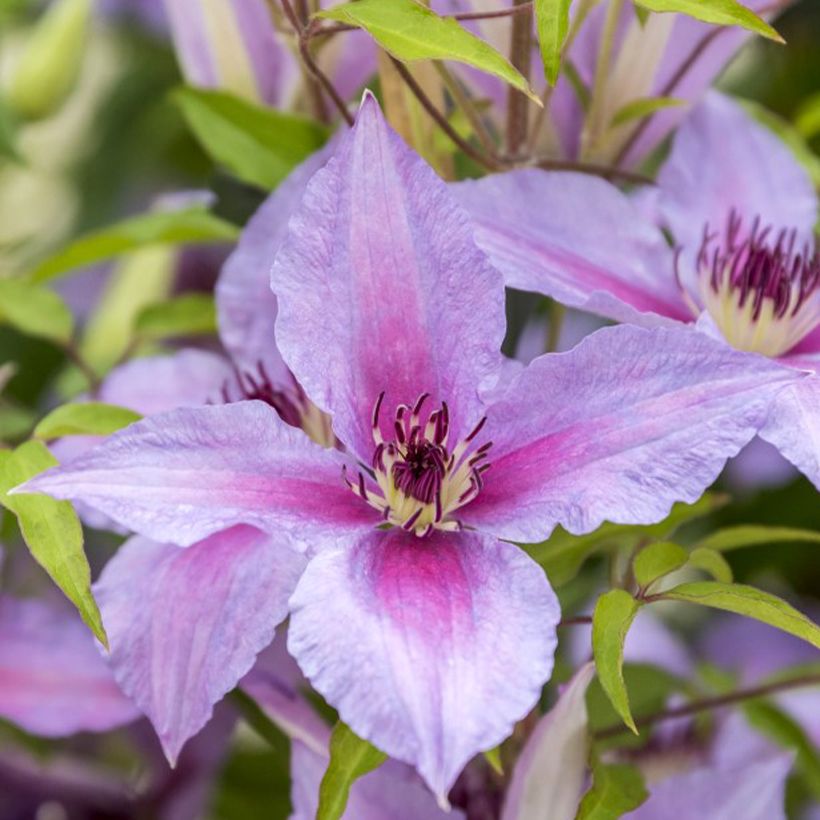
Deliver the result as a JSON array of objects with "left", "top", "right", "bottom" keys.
[
  {"left": 162, "top": 0, "right": 297, "bottom": 107},
  {"left": 7, "top": 0, "right": 93, "bottom": 121}
]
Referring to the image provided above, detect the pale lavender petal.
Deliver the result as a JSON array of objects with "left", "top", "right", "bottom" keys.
[
  {"left": 95, "top": 526, "right": 306, "bottom": 762},
  {"left": 452, "top": 169, "right": 688, "bottom": 326},
  {"left": 624, "top": 751, "right": 792, "bottom": 820},
  {"left": 273, "top": 92, "right": 506, "bottom": 459},
  {"left": 758, "top": 376, "right": 820, "bottom": 489},
  {"left": 658, "top": 91, "right": 818, "bottom": 256},
  {"left": 216, "top": 142, "right": 337, "bottom": 379},
  {"left": 20, "top": 402, "right": 375, "bottom": 549},
  {"left": 462, "top": 325, "right": 802, "bottom": 542},
  {"left": 288, "top": 528, "right": 560, "bottom": 799},
  {"left": 0, "top": 596, "right": 140, "bottom": 736},
  {"left": 162, "top": 0, "right": 296, "bottom": 106},
  {"left": 501, "top": 663, "right": 595, "bottom": 820}
]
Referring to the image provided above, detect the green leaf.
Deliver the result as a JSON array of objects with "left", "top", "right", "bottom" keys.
[
  {"left": 659, "top": 582, "right": 820, "bottom": 651},
  {"left": 484, "top": 746, "right": 503, "bottom": 775},
  {"left": 175, "top": 87, "right": 329, "bottom": 190},
  {"left": 576, "top": 760, "right": 648, "bottom": 819},
  {"left": 522, "top": 494, "right": 725, "bottom": 586},
  {"left": 743, "top": 700, "right": 820, "bottom": 799},
  {"left": 687, "top": 547, "right": 733, "bottom": 583},
  {"left": 134, "top": 294, "right": 217, "bottom": 340},
  {"left": 592, "top": 590, "right": 641, "bottom": 734},
  {"left": 29, "top": 208, "right": 239, "bottom": 284},
  {"left": 535, "top": 0, "right": 572, "bottom": 86},
  {"left": 0, "top": 97, "right": 21, "bottom": 162},
  {"left": 795, "top": 92, "right": 820, "bottom": 141},
  {"left": 317, "top": 722, "right": 387, "bottom": 820},
  {"left": 632, "top": 0, "right": 783, "bottom": 42},
  {"left": 0, "top": 441, "right": 106, "bottom": 646},
  {"left": 633, "top": 541, "right": 688, "bottom": 588},
  {"left": 0, "top": 278, "right": 73, "bottom": 344},
  {"left": 696, "top": 525, "right": 820, "bottom": 553},
  {"left": 34, "top": 402, "right": 141, "bottom": 439},
  {"left": 318, "top": 0, "right": 539, "bottom": 103},
  {"left": 610, "top": 95, "right": 684, "bottom": 128}
]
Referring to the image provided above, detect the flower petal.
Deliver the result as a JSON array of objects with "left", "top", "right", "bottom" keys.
[
  {"left": 452, "top": 169, "right": 687, "bottom": 326},
  {"left": 272, "top": 92, "right": 506, "bottom": 458},
  {"left": 624, "top": 751, "right": 792, "bottom": 820},
  {"left": 658, "top": 91, "right": 818, "bottom": 255},
  {"left": 216, "top": 143, "right": 336, "bottom": 379},
  {"left": 0, "top": 596, "right": 140, "bottom": 736},
  {"left": 501, "top": 663, "right": 595, "bottom": 820},
  {"left": 288, "top": 528, "right": 560, "bottom": 799},
  {"left": 462, "top": 324, "right": 803, "bottom": 542},
  {"left": 94, "top": 526, "right": 306, "bottom": 762},
  {"left": 20, "top": 402, "right": 375, "bottom": 548},
  {"left": 758, "top": 376, "right": 820, "bottom": 489}
]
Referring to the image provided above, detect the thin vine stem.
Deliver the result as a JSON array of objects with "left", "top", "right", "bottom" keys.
[{"left": 594, "top": 672, "right": 820, "bottom": 740}]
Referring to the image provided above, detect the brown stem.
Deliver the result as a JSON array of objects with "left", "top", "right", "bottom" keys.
[
  {"left": 594, "top": 673, "right": 820, "bottom": 741},
  {"left": 558, "top": 615, "right": 593, "bottom": 628},
  {"left": 390, "top": 58, "right": 502, "bottom": 171},
  {"left": 506, "top": 0, "right": 533, "bottom": 155},
  {"left": 433, "top": 61, "right": 498, "bottom": 156},
  {"left": 533, "top": 157, "right": 654, "bottom": 186},
  {"left": 62, "top": 342, "right": 101, "bottom": 395}
]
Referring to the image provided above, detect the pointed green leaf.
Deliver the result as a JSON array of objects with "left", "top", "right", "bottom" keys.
[
  {"left": 592, "top": 590, "right": 641, "bottom": 734},
  {"left": 535, "top": 0, "right": 572, "bottom": 86},
  {"left": 318, "top": 0, "right": 539, "bottom": 102},
  {"left": 576, "top": 759, "right": 648, "bottom": 819},
  {"left": 0, "top": 441, "right": 106, "bottom": 646},
  {"left": 134, "top": 294, "right": 217, "bottom": 340},
  {"left": 610, "top": 95, "right": 684, "bottom": 128},
  {"left": 796, "top": 92, "right": 820, "bottom": 141},
  {"left": 696, "top": 525, "right": 820, "bottom": 553},
  {"left": 34, "top": 402, "right": 141, "bottom": 439},
  {"left": 632, "top": 0, "right": 783, "bottom": 42},
  {"left": 29, "top": 208, "right": 239, "bottom": 283},
  {"left": 659, "top": 582, "right": 820, "bottom": 651},
  {"left": 175, "top": 87, "right": 329, "bottom": 191},
  {"left": 484, "top": 745, "right": 503, "bottom": 775},
  {"left": 633, "top": 541, "right": 688, "bottom": 588},
  {"left": 0, "top": 278, "right": 74, "bottom": 344},
  {"left": 317, "top": 721, "right": 387, "bottom": 820},
  {"left": 687, "top": 547, "right": 732, "bottom": 583}
]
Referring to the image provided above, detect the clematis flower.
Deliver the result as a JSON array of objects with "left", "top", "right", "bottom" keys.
[
  {"left": 16, "top": 93, "right": 804, "bottom": 798},
  {"left": 162, "top": 0, "right": 374, "bottom": 111},
  {"left": 454, "top": 91, "right": 820, "bottom": 487}
]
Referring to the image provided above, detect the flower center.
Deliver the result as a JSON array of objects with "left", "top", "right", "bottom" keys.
[
  {"left": 345, "top": 392, "right": 492, "bottom": 537},
  {"left": 678, "top": 211, "right": 819, "bottom": 358},
  {"left": 222, "top": 363, "right": 336, "bottom": 448}
]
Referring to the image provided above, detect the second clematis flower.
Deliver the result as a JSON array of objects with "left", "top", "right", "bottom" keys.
[
  {"left": 15, "top": 93, "right": 804, "bottom": 799},
  {"left": 454, "top": 91, "right": 820, "bottom": 488}
]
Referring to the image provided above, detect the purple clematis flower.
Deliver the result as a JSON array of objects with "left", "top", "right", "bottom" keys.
[
  {"left": 455, "top": 90, "right": 820, "bottom": 488},
  {"left": 15, "top": 93, "right": 805, "bottom": 798}
]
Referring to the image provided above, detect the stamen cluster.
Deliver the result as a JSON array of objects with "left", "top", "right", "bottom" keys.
[
  {"left": 345, "top": 392, "right": 492, "bottom": 537},
  {"left": 678, "top": 211, "right": 819, "bottom": 358},
  {"left": 222, "top": 363, "right": 335, "bottom": 447}
]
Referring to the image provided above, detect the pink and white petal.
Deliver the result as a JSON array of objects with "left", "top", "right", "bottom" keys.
[
  {"left": 462, "top": 325, "right": 803, "bottom": 542},
  {"left": 452, "top": 169, "right": 688, "bottom": 326},
  {"left": 658, "top": 91, "right": 818, "bottom": 255},
  {"left": 0, "top": 596, "right": 140, "bottom": 736},
  {"left": 216, "top": 142, "right": 337, "bottom": 379},
  {"left": 272, "top": 92, "right": 506, "bottom": 459},
  {"left": 94, "top": 526, "right": 306, "bottom": 762},
  {"left": 501, "top": 663, "right": 595, "bottom": 820},
  {"left": 19, "top": 402, "right": 375, "bottom": 549},
  {"left": 758, "top": 376, "right": 820, "bottom": 489},
  {"left": 288, "top": 528, "right": 560, "bottom": 799},
  {"left": 624, "top": 751, "right": 792, "bottom": 820}
]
